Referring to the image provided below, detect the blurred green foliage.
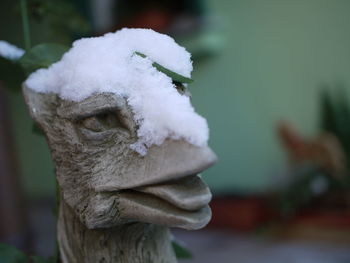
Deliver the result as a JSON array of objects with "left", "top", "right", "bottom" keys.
[
  {"left": 321, "top": 88, "right": 350, "bottom": 166},
  {"left": 0, "top": 243, "right": 27, "bottom": 263},
  {"left": 0, "top": 242, "right": 58, "bottom": 263},
  {"left": 27, "top": 0, "right": 90, "bottom": 43}
]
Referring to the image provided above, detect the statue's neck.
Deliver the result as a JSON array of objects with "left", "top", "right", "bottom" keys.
[{"left": 57, "top": 199, "right": 177, "bottom": 263}]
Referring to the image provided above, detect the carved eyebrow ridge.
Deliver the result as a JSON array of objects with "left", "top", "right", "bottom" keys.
[{"left": 57, "top": 93, "right": 125, "bottom": 120}]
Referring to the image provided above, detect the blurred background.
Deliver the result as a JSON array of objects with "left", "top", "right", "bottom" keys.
[{"left": 1, "top": 0, "right": 350, "bottom": 262}]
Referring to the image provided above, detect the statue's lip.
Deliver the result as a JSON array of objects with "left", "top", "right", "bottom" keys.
[
  {"left": 117, "top": 174, "right": 212, "bottom": 229},
  {"left": 131, "top": 174, "right": 212, "bottom": 211}
]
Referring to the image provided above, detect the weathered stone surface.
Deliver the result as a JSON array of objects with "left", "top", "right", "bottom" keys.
[
  {"left": 23, "top": 85, "right": 217, "bottom": 263},
  {"left": 58, "top": 198, "right": 177, "bottom": 263}
]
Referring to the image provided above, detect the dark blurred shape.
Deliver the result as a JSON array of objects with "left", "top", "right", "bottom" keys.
[
  {"left": 0, "top": 57, "right": 25, "bottom": 93},
  {"left": 320, "top": 87, "right": 350, "bottom": 166},
  {"left": 0, "top": 85, "right": 31, "bottom": 251},
  {"left": 272, "top": 209, "right": 350, "bottom": 243},
  {"left": 113, "top": 0, "right": 206, "bottom": 34},
  {"left": 89, "top": 0, "right": 223, "bottom": 61}
]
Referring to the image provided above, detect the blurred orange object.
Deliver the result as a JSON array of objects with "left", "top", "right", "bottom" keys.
[
  {"left": 118, "top": 8, "right": 173, "bottom": 33},
  {"left": 278, "top": 121, "right": 346, "bottom": 178},
  {"left": 209, "top": 196, "right": 273, "bottom": 231}
]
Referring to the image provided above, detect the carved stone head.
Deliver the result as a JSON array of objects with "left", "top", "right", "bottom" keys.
[
  {"left": 23, "top": 86, "right": 217, "bottom": 230},
  {"left": 22, "top": 28, "right": 217, "bottom": 231}
]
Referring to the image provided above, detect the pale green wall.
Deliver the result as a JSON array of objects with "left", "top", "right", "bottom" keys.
[
  {"left": 190, "top": 0, "right": 350, "bottom": 192},
  {"left": 6, "top": 0, "right": 350, "bottom": 197}
]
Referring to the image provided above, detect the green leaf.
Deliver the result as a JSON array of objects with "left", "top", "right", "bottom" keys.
[
  {"left": 134, "top": 52, "right": 193, "bottom": 84},
  {"left": 172, "top": 240, "right": 193, "bottom": 259},
  {"left": 19, "top": 43, "right": 70, "bottom": 75},
  {"left": 0, "top": 243, "right": 28, "bottom": 263}
]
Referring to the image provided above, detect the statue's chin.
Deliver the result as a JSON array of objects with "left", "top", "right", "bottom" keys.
[{"left": 118, "top": 174, "right": 212, "bottom": 230}]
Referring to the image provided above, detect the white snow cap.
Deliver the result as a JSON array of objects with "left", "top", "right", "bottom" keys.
[
  {"left": 25, "top": 28, "right": 209, "bottom": 155},
  {"left": 0, "top": 41, "right": 25, "bottom": 61}
]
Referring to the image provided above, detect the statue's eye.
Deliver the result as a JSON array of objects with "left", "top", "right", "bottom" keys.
[{"left": 80, "top": 112, "right": 125, "bottom": 132}]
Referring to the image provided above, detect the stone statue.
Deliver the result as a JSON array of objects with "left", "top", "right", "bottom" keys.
[{"left": 23, "top": 86, "right": 217, "bottom": 263}]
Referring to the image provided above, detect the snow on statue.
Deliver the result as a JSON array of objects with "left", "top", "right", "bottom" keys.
[{"left": 25, "top": 28, "right": 209, "bottom": 156}]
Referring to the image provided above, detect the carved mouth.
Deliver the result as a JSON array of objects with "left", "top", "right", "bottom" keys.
[
  {"left": 134, "top": 174, "right": 211, "bottom": 210},
  {"left": 117, "top": 174, "right": 212, "bottom": 230}
]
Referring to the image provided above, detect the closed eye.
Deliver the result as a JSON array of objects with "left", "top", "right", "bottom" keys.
[{"left": 80, "top": 111, "right": 127, "bottom": 132}]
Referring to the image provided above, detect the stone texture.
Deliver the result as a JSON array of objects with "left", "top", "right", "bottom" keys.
[{"left": 23, "top": 85, "right": 217, "bottom": 263}]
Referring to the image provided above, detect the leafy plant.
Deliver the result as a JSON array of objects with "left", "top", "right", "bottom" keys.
[{"left": 320, "top": 88, "right": 350, "bottom": 164}]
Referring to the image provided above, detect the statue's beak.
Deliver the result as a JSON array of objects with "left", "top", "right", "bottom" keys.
[
  {"left": 95, "top": 140, "right": 217, "bottom": 191},
  {"left": 117, "top": 174, "right": 213, "bottom": 230},
  {"left": 107, "top": 140, "right": 217, "bottom": 229}
]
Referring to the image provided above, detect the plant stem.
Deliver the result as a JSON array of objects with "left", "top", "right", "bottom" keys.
[{"left": 20, "top": 0, "right": 31, "bottom": 51}]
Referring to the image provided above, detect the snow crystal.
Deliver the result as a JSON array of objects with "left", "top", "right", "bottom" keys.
[
  {"left": 0, "top": 41, "right": 25, "bottom": 61},
  {"left": 25, "top": 28, "right": 209, "bottom": 155}
]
